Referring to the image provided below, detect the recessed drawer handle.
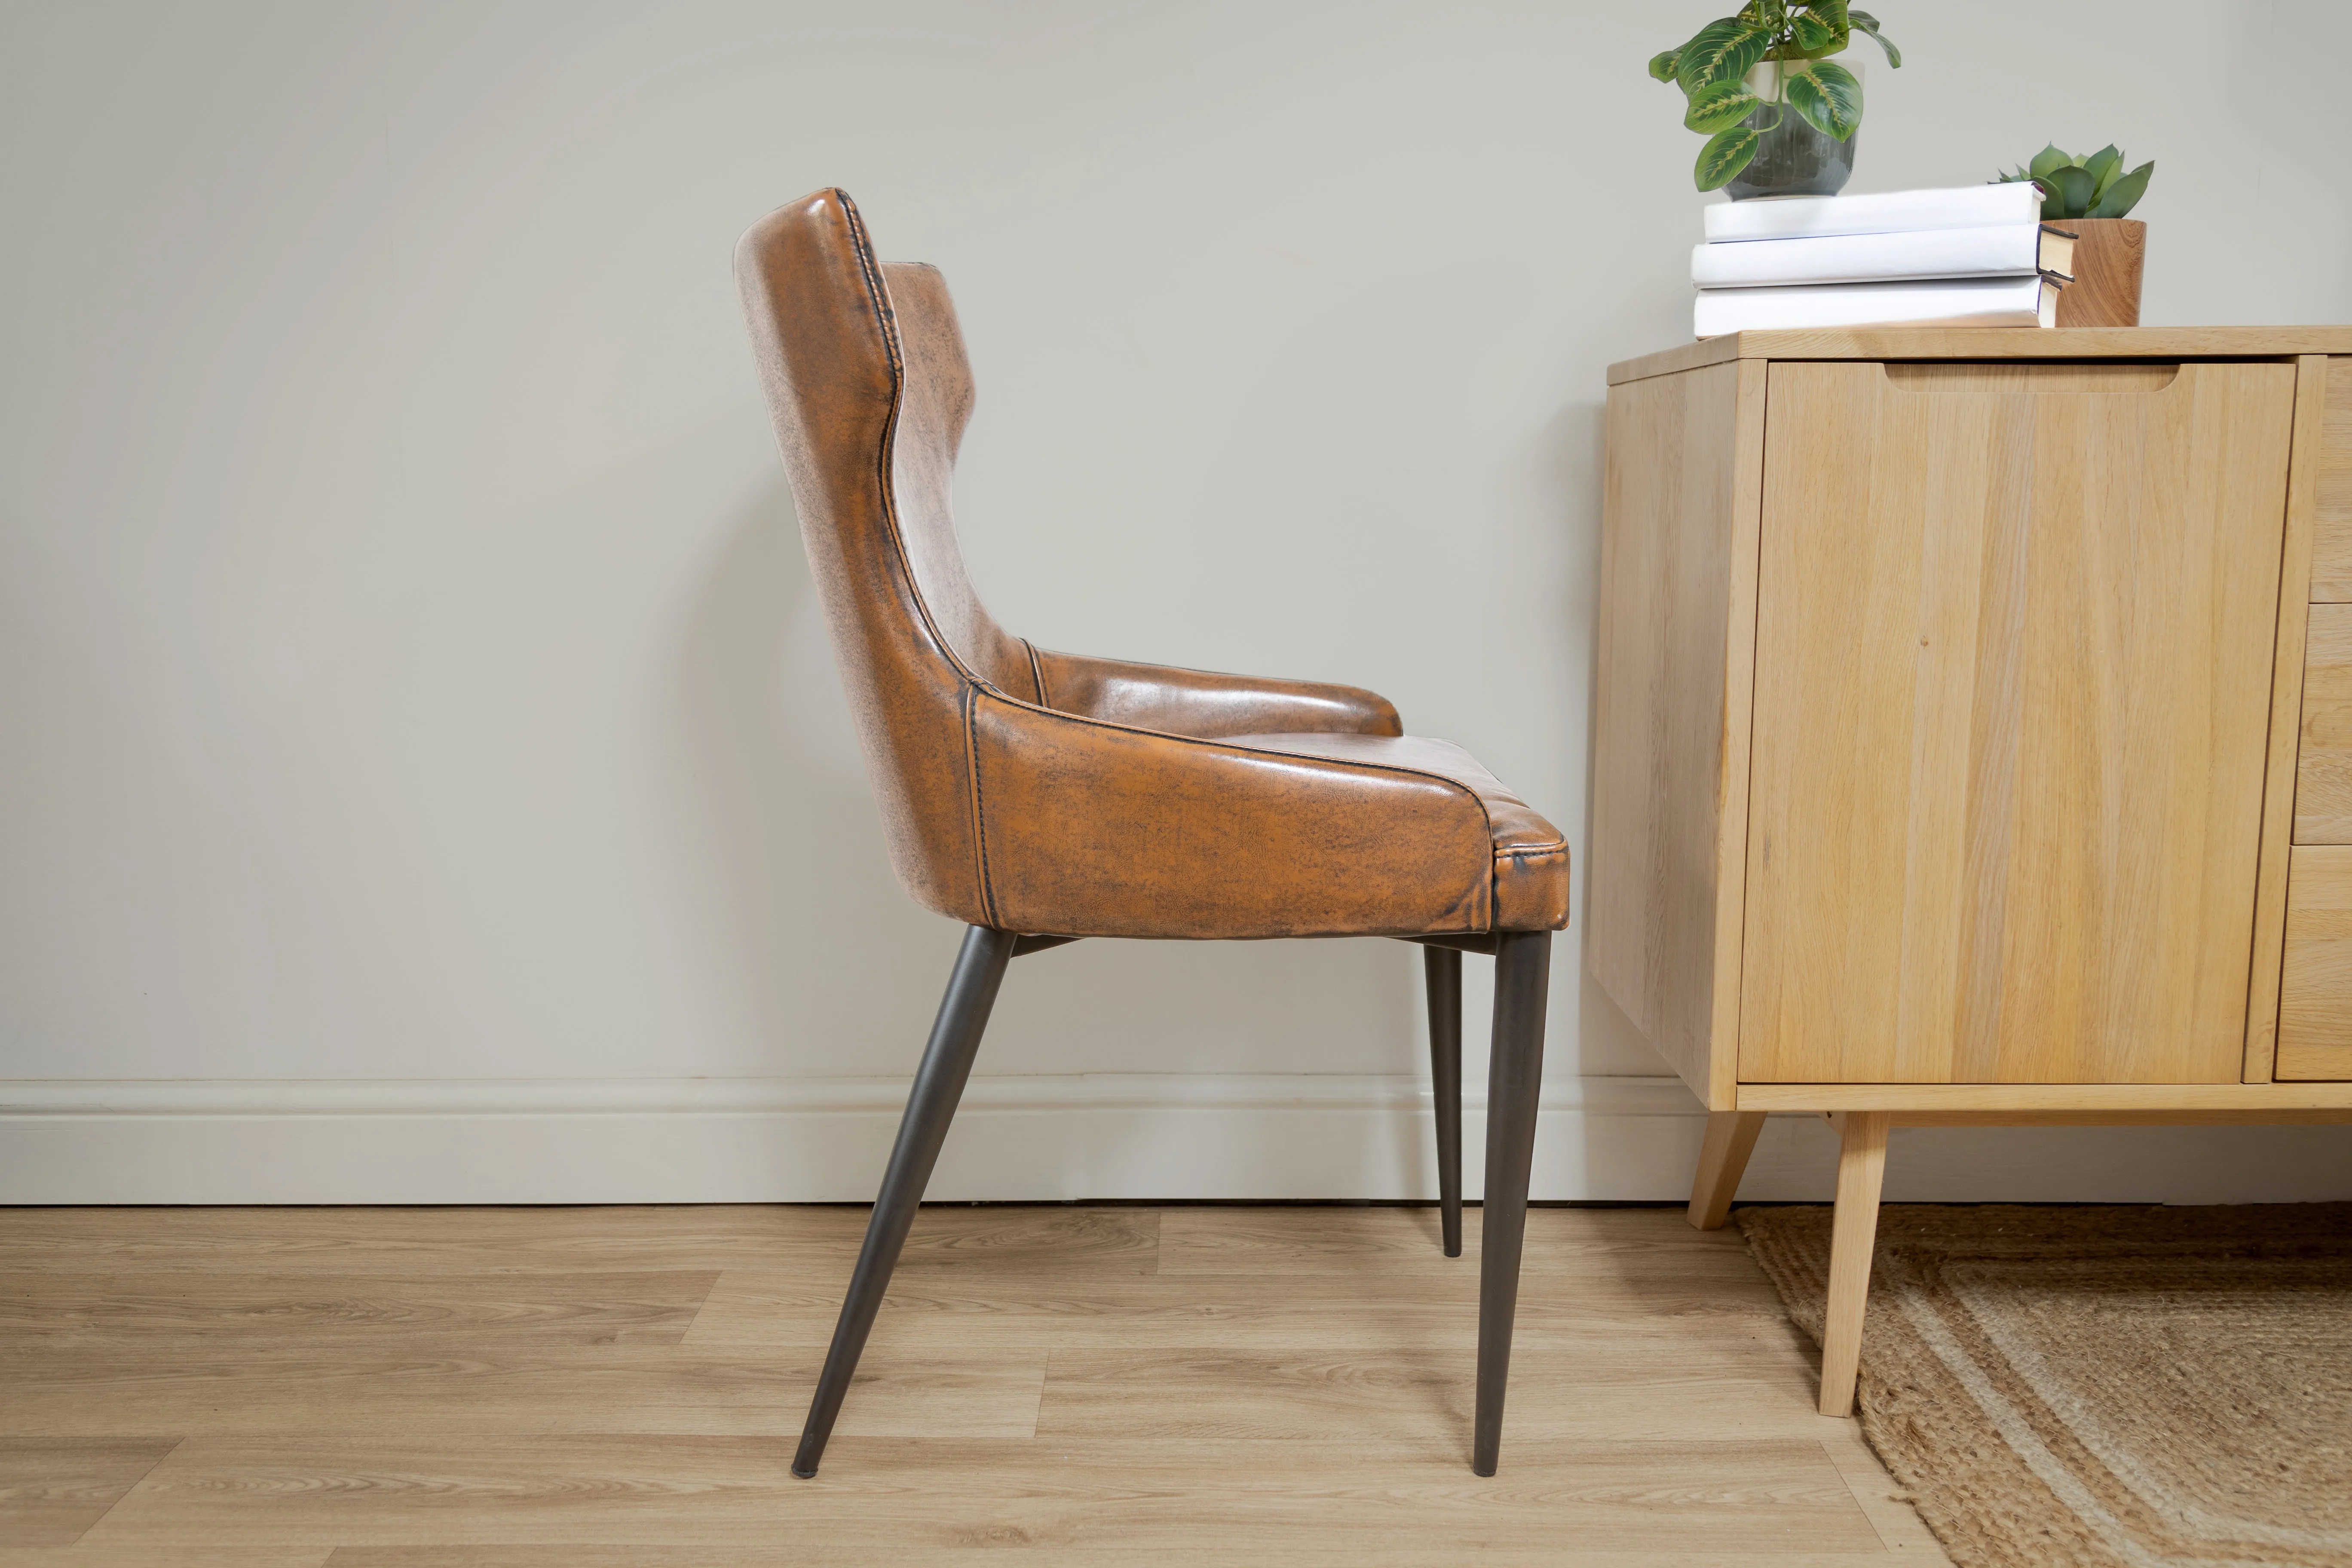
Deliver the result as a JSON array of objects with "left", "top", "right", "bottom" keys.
[{"left": 1883, "top": 361, "right": 2180, "bottom": 394}]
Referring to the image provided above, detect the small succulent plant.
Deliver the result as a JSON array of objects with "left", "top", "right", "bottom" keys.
[
  {"left": 1996, "top": 144, "right": 2154, "bottom": 221},
  {"left": 1650, "top": 2, "right": 1902, "bottom": 191}
]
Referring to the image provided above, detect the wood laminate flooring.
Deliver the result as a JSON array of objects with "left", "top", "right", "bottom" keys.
[{"left": 0, "top": 1204, "right": 1949, "bottom": 1565}]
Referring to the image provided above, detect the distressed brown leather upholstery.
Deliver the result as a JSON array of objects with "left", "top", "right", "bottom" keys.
[{"left": 735, "top": 188, "right": 1569, "bottom": 940}]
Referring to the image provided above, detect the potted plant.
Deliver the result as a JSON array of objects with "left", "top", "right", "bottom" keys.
[
  {"left": 1650, "top": 3, "right": 1901, "bottom": 197},
  {"left": 1997, "top": 144, "right": 2154, "bottom": 326}
]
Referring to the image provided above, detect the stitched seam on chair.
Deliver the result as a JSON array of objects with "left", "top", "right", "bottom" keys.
[
  {"left": 837, "top": 191, "right": 989, "bottom": 696},
  {"left": 964, "top": 683, "right": 1000, "bottom": 928},
  {"left": 1023, "top": 638, "right": 1050, "bottom": 706},
  {"left": 1498, "top": 843, "right": 1569, "bottom": 857},
  {"left": 842, "top": 192, "right": 1002, "bottom": 927}
]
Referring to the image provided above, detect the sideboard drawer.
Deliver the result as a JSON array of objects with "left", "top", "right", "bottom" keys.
[
  {"left": 2278, "top": 845, "right": 2352, "bottom": 1079},
  {"left": 2308, "top": 358, "right": 2352, "bottom": 600}
]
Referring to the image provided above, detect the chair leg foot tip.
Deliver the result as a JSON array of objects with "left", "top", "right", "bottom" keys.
[
  {"left": 791, "top": 1464, "right": 818, "bottom": 1479},
  {"left": 1472, "top": 1460, "right": 1497, "bottom": 1477},
  {"left": 1444, "top": 1243, "right": 1463, "bottom": 1258}
]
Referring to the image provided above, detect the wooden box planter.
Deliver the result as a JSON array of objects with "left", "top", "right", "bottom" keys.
[{"left": 2054, "top": 218, "right": 2147, "bottom": 327}]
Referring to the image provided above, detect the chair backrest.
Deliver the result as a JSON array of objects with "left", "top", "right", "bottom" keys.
[{"left": 735, "top": 189, "right": 1035, "bottom": 925}]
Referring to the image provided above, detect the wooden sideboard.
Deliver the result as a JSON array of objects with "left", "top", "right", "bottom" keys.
[{"left": 1590, "top": 327, "right": 2352, "bottom": 1417}]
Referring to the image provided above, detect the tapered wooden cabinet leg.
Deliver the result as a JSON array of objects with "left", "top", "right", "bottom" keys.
[
  {"left": 1473, "top": 930, "right": 1551, "bottom": 1476},
  {"left": 792, "top": 925, "right": 1018, "bottom": 1479},
  {"left": 1687, "top": 1110, "right": 1767, "bottom": 1230},
  {"left": 1818, "top": 1111, "right": 1890, "bottom": 1419},
  {"left": 1424, "top": 945, "right": 1464, "bottom": 1258}
]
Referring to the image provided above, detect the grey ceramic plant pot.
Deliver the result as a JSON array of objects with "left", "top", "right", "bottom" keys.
[{"left": 1725, "top": 57, "right": 1861, "bottom": 200}]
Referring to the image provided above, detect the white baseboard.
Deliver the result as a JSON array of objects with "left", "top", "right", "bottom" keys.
[{"left": 2, "top": 1075, "right": 2347, "bottom": 1206}]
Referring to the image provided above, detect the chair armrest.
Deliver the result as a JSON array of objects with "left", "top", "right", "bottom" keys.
[
  {"left": 967, "top": 691, "right": 1485, "bottom": 938},
  {"left": 1028, "top": 648, "right": 1402, "bottom": 739}
]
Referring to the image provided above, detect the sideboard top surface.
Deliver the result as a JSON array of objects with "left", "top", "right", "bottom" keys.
[{"left": 1608, "top": 326, "right": 2352, "bottom": 386}]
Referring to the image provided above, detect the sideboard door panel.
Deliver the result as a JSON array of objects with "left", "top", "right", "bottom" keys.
[
  {"left": 2278, "top": 845, "right": 2352, "bottom": 1079},
  {"left": 1740, "top": 361, "right": 2297, "bottom": 1084}
]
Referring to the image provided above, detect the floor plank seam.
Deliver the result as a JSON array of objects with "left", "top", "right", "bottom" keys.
[{"left": 67, "top": 1432, "right": 187, "bottom": 1549}]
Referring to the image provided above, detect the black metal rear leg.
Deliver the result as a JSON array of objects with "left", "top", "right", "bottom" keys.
[
  {"left": 791, "top": 924, "right": 1017, "bottom": 1479},
  {"left": 1424, "top": 945, "right": 1464, "bottom": 1258},
  {"left": 1473, "top": 929, "right": 1551, "bottom": 1476}
]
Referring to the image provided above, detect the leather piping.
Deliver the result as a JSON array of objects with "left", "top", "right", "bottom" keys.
[
  {"left": 961, "top": 684, "right": 1000, "bottom": 927},
  {"left": 1021, "top": 637, "right": 1049, "bottom": 706}
]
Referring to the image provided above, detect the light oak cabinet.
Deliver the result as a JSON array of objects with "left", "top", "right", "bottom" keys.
[{"left": 1592, "top": 329, "right": 2352, "bottom": 1418}]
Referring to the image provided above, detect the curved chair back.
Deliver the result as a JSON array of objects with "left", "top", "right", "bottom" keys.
[{"left": 735, "top": 189, "right": 1038, "bottom": 925}]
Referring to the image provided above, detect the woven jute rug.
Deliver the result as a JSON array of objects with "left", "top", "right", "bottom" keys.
[{"left": 1738, "top": 1203, "right": 2352, "bottom": 1568}]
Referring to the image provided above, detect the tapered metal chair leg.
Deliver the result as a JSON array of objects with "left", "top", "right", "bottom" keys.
[
  {"left": 792, "top": 925, "right": 1018, "bottom": 1479},
  {"left": 1473, "top": 929, "right": 1551, "bottom": 1476},
  {"left": 1424, "top": 945, "right": 1464, "bottom": 1257}
]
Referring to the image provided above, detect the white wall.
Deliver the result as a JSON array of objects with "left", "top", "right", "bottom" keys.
[{"left": 3, "top": 0, "right": 2349, "bottom": 1202}]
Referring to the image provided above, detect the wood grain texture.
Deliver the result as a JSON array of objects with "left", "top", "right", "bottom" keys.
[
  {"left": 0, "top": 1349, "right": 1049, "bottom": 1439},
  {"left": 311, "top": 1552, "right": 1881, "bottom": 1568},
  {"left": 0, "top": 1205, "right": 1160, "bottom": 1277},
  {"left": 2048, "top": 220, "right": 2145, "bottom": 329},
  {"left": 0, "top": 1204, "right": 1945, "bottom": 1565},
  {"left": 0, "top": 1552, "right": 326, "bottom": 1568},
  {"left": 2244, "top": 357, "right": 2331, "bottom": 1081},
  {"left": 0, "top": 1439, "right": 180, "bottom": 1548},
  {"left": 78, "top": 1436, "right": 1886, "bottom": 1557},
  {"left": 1740, "top": 359, "right": 2295, "bottom": 1085},
  {"left": 1686, "top": 1111, "right": 1767, "bottom": 1231},
  {"left": 1606, "top": 326, "right": 2352, "bottom": 387},
  {"left": 1153, "top": 1205, "right": 1747, "bottom": 1278},
  {"left": 679, "top": 1269, "right": 1788, "bottom": 1357},
  {"left": 1817, "top": 1114, "right": 1890, "bottom": 1419},
  {"left": 1586, "top": 361, "right": 1765, "bottom": 1111},
  {"left": 1033, "top": 1351, "right": 1818, "bottom": 1443},
  {"left": 1737, "top": 1081, "right": 2352, "bottom": 1112},
  {"left": 2277, "top": 845, "right": 2352, "bottom": 1081},
  {"left": 0, "top": 1273, "right": 717, "bottom": 1348},
  {"left": 2307, "top": 358, "right": 2352, "bottom": 600},
  {"left": 2294, "top": 605, "right": 2352, "bottom": 845}
]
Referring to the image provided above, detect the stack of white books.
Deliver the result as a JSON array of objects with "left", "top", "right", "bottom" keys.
[{"left": 1691, "top": 184, "right": 2070, "bottom": 337}]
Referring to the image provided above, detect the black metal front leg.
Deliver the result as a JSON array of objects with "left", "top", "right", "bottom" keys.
[{"left": 791, "top": 924, "right": 1018, "bottom": 1478}]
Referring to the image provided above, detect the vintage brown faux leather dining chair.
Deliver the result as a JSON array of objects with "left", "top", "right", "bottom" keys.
[{"left": 736, "top": 189, "right": 1571, "bottom": 1478}]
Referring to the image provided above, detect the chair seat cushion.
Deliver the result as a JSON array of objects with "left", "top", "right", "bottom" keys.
[{"left": 1220, "top": 732, "right": 1570, "bottom": 932}]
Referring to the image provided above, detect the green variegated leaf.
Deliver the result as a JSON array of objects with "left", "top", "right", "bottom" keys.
[
  {"left": 1792, "top": 12, "right": 1838, "bottom": 52},
  {"left": 1651, "top": 49, "right": 1684, "bottom": 83},
  {"left": 1784, "top": 58, "right": 1863, "bottom": 140},
  {"left": 1847, "top": 9, "right": 1899, "bottom": 66},
  {"left": 2091, "top": 160, "right": 2153, "bottom": 218},
  {"left": 2047, "top": 162, "right": 2096, "bottom": 218},
  {"left": 2028, "top": 143, "right": 2072, "bottom": 180},
  {"left": 2086, "top": 145, "right": 2123, "bottom": 198},
  {"left": 1809, "top": 0, "right": 1851, "bottom": 31},
  {"left": 1685, "top": 78, "right": 1766, "bottom": 132},
  {"left": 1676, "top": 18, "right": 1773, "bottom": 93},
  {"left": 1696, "top": 126, "right": 1763, "bottom": 190}
]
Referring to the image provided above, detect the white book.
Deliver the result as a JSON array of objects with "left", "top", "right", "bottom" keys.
[
  {"left": 1691, "top": 224, "right": 2074, "bottom": 288},
  {"left": 1694, "top": 276, "right": 2059, "bottom": 337},
  {"left": 1703, "top": 183, "right": 2043, "bottom": 243}
]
